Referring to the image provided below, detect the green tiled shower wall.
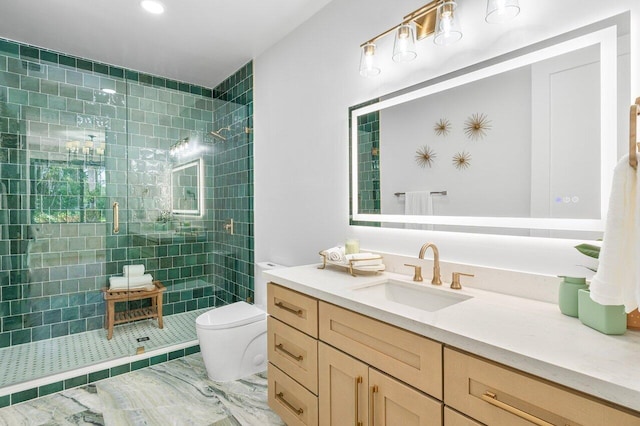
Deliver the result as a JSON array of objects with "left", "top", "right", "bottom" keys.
[
  {"left": 210, "top": 62, "right": 254, "bottom": 305},
  {"left": 0, "top": 37, "right": 254, "bottom": 349},
  {"left": 349, "top": 101, "right": 380, "bottom": 226}
]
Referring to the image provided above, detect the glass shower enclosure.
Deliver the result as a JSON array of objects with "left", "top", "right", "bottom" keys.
[{"left": 0, "top": 42, "right": 253, "bottom": 389}]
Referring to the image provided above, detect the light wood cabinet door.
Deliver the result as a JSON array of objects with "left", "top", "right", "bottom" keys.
[
  {"left": 268, "top": 316, "right": 319, "bottom": 394},
  {"left": 319, "top": 301, "right": 442, "bottom": 399},
  {"left": 444, "top": 347, "right": 640, "bottom": 426},
  {"left": 268, "top": 283, "right": 318, "bottom": 338},
  {"left": 369, "top": 368, "right": 443, "bottom": 426},
  {"left": 319, "top": 342, "right": 369, "bottom": 426},
  {"left": 444, "top": 407, "right": 483, "bottom": 426},
  {"left": 268, "top": 363, "right": 318, "bottom": 426}
]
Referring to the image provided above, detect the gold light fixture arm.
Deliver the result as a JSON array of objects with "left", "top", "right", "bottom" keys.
[{"left": 360, "top": 0, "right": 441, "bottom": 47}]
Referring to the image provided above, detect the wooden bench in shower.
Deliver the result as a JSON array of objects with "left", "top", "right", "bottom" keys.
[{"left": 102, "top": 281, "right": 166, "bottom": 340}]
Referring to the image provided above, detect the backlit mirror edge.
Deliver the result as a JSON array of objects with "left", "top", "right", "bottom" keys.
[
  {"left": 351, "top": 25, "right": 619, "bottom": 233},
  {"left": 171, "top": 157, "right": 205, "bottom": 217}
]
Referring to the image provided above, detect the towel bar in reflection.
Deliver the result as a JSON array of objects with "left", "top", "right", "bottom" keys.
[{"left": 394, "top": 191, "right": 448, "bottom": 197}]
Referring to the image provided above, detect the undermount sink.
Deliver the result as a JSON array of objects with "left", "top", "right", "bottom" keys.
[{"left": 351, "top": 279, "right": 472, "bottom": 312}]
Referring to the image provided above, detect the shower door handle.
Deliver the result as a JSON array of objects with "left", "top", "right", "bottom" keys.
[{"left": 113, "top": 202, "right": 119, "bottom": 234}]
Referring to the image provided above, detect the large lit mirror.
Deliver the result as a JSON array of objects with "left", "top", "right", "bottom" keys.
[
  {"left": 351, "top": 16, "right": 629, "bottom": 237},
  {"left": 171, "top": 158, "right": 204, "bottom": 217}
]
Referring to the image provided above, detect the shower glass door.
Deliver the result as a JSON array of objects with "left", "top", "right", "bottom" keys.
[{"left": 0, "top": 45, "right": 221, "bottom": 389}]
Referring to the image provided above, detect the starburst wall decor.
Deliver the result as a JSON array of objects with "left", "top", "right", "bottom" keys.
[
  {"left": 464, "top": 113, "right": 491, "bottom": 140},
  {"left": 452, "top": 151, "right": 472, "bottom": 170},
  {"left": 433, "top": 118, "right": 451, "bottom": 136},
  {"left": 415, "top": 145, "right": 436, "bottom": 168}
]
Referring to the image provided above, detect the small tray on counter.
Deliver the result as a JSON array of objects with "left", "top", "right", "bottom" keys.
[{"left": 318, "top": 251, "right": 385, "bottom": 277}]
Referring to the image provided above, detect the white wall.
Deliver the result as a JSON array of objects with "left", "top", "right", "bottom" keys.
[
  {"left": 254, "top": 0, "right": 639, "bottom": 278},
  {"left": 379, "top": 67, "right": 531, "bottom": 219}
]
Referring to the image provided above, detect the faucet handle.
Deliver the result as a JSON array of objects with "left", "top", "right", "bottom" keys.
[
  {"left": 451, "top": 272, "right": 474, "bottom": 290},
  {"left": 404, "top": 264, "right": 423, "bottom": 282}
]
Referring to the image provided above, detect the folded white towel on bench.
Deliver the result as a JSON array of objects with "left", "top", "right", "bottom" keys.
[{"left": 109, "top": 274, "right": 154, "bottom": 290}]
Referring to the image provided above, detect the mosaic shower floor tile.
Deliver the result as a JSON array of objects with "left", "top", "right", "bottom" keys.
[
  {"left": 0, "top": 354, "right": 283, "bottom": 426},
  {"left": 0, "top": 309, "right": 207, "bottom": 388}
]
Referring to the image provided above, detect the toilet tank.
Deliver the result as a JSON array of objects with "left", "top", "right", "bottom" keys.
[{"left": 255, "top": 261, "right": 286, "bottom": 310}]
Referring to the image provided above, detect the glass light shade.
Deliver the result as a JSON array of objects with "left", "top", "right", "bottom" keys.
[
  {"left": 392, "top": 24, "right": 417, "bottom": 62},
  {"left": 485, "top": 0, "right": 520, "bottom": 23},
  {"left": 434, "top": 1, "right": 462, "bottom": 46},
  {"left": 359, "top": 43, "right": 381, "bottom": 77}
]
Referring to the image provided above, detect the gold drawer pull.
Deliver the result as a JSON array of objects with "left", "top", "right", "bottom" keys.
[
  {"left": 369, "top": 385, "right": 378, "bottom": 426},
  {"left": 354, "top": 376, "right": 363, "bottom": 426},
  {"left": 275, "top": 343, "right": 304, "bottom": 361},
  {"left": 481, "top": 391, "right": 554, "bottom": 426},
  {"left": 276, "top": 391, "right": 304, "bottom": 415},
  {"left": 275, "top": 301, "right": 303, "bottom": 316}
]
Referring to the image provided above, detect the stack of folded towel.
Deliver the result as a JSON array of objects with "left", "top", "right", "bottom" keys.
[
  {"left": 109, "top": 264, "right": 155, "bottom": 291},
  {"left": 345, "top": 252, "right": 383, "bottom": 267},
  {"left": 321, "top": 247, "right": 384, "bottom": 268}
]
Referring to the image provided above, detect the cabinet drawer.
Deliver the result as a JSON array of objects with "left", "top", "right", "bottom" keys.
[
  {"left": 268, "top": 363, "right": 318, "bottom": 426},
  {"left": 268, "top": 283, "right": 318, "bottom": 338},
  {"left": 444, "top": 348, "right": 640, "bottom": 426},
  {"left": 319, "top": 301, "right": 442, "bottom": 399},
  {"left": 444, "top": 407, "right": 483, "bottom": 426},
  {"left": 268, "top": 316, "right": 318, "bottom": 394}
]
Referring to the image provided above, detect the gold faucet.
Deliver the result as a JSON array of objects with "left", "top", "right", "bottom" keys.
[{"left": 418, "top": 243, "right": 442, "bottom": 285}]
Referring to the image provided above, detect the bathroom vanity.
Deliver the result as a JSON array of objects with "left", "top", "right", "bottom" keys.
[{"left": 265, "top": 264, "right": 640, "bottom": 425}]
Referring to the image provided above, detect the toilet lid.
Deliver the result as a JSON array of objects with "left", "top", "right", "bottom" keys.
[{"left": 196, "top": 301, "right": 266, "bottom": 330}]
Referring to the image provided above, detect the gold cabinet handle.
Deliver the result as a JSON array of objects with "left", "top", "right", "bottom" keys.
[
  {"left": 275, "top": 301, "right": 303, "bottom": 317},
  {"left": 481, "top": 391, "right": 554, "bottom": 426},
  {"left": 354, "top": 376, "right": 363, "bottom": 426},
  {"left": 112, "top": 202, "right": 119, "bottom": 234},
  {"left": 275, "top": 343, "right": 303, "bottom": 362},
  {"left": 276, "top": 391, "right": 303, "bottom": 416},
  {"left": 369, "top": 385, "right": 378, "bottom": 426}
]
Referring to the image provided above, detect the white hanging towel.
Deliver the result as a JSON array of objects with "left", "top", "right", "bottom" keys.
[
  {"left": 404, "top": 191, "right": 433, "bottom": 230},
  {"left": 589, "top": 154, "right": 638, "bottom": 313}
]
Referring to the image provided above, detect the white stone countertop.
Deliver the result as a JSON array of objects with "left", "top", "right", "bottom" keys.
[{"left": 264, "top": 264, "right": 640, "bottom": 413}]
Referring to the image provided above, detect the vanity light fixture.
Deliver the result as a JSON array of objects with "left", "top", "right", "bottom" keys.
[
  {"left": 170, "top": 137, "right": 190, "bottom": 156},
  {"left": 434, "top": 1, "right": 463, "bottom": 46},
  {"left": 485, "top": 0, "right": 520, "bottom": 24},
  {"left": 392, "top": 23, "right": 418, "bottom": 62},
  {"left": 359, "top": 42, "right": 381, "bottom": 77},
  {"left": 359, "top": 0, "right": 520, "bottom": 76},
  {"left": 141, "top": 0, "right": 165, "bottom": 15}
]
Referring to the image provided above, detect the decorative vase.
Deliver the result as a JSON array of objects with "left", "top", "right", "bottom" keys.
[
  {"left": 558, "top": 276, "right": 588, "bottom": 317},
  {"left": 577, "top": 289, "right": 627, "bottom": 335}
]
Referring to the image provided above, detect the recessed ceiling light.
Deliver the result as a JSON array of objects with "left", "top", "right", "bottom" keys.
[
  {"left": 141, "top": 0, "right": 164, "bottom": 14},
  {"left": 101, "top": 88, "right": 116, "bottom": 94}
]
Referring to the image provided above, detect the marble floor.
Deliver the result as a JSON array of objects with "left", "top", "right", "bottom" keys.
[{"left": 0, "top": 354, "right": 285, "bottom": 426}]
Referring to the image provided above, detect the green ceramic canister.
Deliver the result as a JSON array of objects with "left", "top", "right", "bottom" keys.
[{"left": 558, "top": 276, "right": 588, "bottom": 317}]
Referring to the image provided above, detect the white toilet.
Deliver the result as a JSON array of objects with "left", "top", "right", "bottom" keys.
[{"left": 196, "top": 261, "right": 283, "bottom": 382}]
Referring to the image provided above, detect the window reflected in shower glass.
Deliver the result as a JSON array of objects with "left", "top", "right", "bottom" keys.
[{"left": 30, "top": 159, "right": 107, "bottom": 223}]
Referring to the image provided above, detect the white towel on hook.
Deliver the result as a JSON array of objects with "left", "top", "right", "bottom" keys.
[{"left": 589, "top": 154, "right": 638, "bottom": 312}]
